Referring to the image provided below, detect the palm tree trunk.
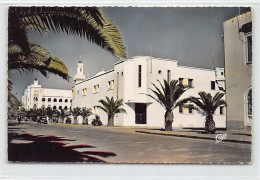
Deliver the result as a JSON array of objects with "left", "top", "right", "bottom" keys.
[
  {"left": 73, "top": 116, "right": 78, "bottom": 125},
  {"left": 164, "top": 110, "right": 173, "bottom": 131},
  {"left": 107, "top": 114, "right": 114, "bottom": 127},
  {"left": 205, "top": 114, "right": 216, "bottom": 134}
]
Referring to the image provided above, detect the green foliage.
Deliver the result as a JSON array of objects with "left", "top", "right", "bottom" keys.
[
  {"left": 182, "top": 91, "right": 227, "bottom": 134},
  {"left": 8, "top": 92, "right": 22, "bottom": 118},
  {"left": 65, "top": 117, "right": 72, "bottom": 124},
  {"left": 92, "top": 115, "right": 102, "bottom": 126},
  {"left": 81, "top": 107, "right": 92, "bottom": 125},
  {"left": 98, "top": 96, "right": 126, "bottom": 116},
  {"left": 8, "top": 6, "right": 126, "bottom": 59}
]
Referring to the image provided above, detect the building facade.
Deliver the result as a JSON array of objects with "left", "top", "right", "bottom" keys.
[
  {"left": 72, "top": 56, "right": 226, "bottom": 128},
  {"left": 223, "top": 11, "right": 252, "bottom": 130},
  {"left": 22, "top": 78, "right": 73, "bottom": 110}
]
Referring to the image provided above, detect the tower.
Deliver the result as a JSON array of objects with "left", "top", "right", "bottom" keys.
[{"left": 74, "top": 61, "right": 86, "bottom": 84}]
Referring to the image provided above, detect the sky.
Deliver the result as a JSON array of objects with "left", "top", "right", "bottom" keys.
[{"left": 10, "top": 7, "right": 250, "bottom": 100}]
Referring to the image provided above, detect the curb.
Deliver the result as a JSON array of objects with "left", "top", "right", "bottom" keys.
[{"left": 135, "top": 130, "right": 252, "bottom": 144}]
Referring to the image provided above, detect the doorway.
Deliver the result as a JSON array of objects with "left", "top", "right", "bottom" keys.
[{"left": 135, "top": 103, "right": 147, "bottom": 124}]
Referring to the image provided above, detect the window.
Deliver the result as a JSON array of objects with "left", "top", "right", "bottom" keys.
[
  {"left": 179, "top": 78, "right": 183, "bottom": 85},
  {"left": 221, "top": 72, "right": 224, "bottom": 76},
  {"left": 167, "top": 70, "right": 171, "bottom": 82},
  {"left": 158, "top": 70, "right": 162, "bottom": 74},
  {"left": 93, "top": 85, "right": 99, "bottom": 93},
  {"left": 33, "top": 97, "right": 38, "bottom": 102},
  {"left": 42, "top": 105, "right": 45, "bottom": 108},
  {"left": 59, "top": 99, "right": 63, "bottom": 102},
  {"left": 48, "top": 98, "right": 51, "bottom": 102},
  {"left": 53, "top": 106, "right": 57, "bottom": 110},
  {"left": 82, "top": 88, "right": 87, "bottom": 96},
  {"left": 121, "top": 72, "right": 124, "bottom": 76},
  {"left": 246, "top": 34, "right": 252, "bottom": 64},
  {"left": 179, "top": 105, "right": 183, "bottom": 113},
  {"left": 59, "top": 106, "right": 62, "bottom": 110},
  {"left": 108, "top": 80, "right": 114, "bottom": 90},
  {"left": 93, "top": 106, "right": 98, "bottom": 114},
  {"left": 42, "top": 98, "right": 45, "bottom": 102},
  {"left": 138, "top": 65, "right": 142, "bottom": 87},
  {"left": 65, "top": 99, "right": 68, "bottom": 103},
  {"left": 188, "top": 79, "right": 193, "bottom": 88},
  {"left": 211, "top": 81, "right": 215, "bottom": 90},
  {"left": 189, "top": 105, "right": 193, "bottom": 114},
  {"left": 220, "top": 106, "right": 224, "bottom": 115},
  {"left": 53, "top": 98, "right": 57, "bottom": 102}
]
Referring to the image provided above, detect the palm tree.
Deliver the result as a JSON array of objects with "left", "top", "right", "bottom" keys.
[
  {"left": 81, "top": 107, "right": 93, "bottom": 125},
  {"left": 97, "top": 97, "right": 126, "bottom": 127},
  {"left": 144, "top": 79, "right": 189, "bottom": 131},
  {"left": 8, "top": 7, "right": 125, "bottom": 92},
  {"left": 183, "top": 91, "right": 227, "bottom": 134},
  {"left": 8, "top": 7, "right": 125, "bottom": 66},
  {"left": 71, "top": 107, "right": 82, "bottom": 125},
  {"left": 58, "top": 108, "right": 70, "bottom": 123},
  {"left": 46, "top": 107, "right": 54, "bottom": 123},
  {"left": 8, "top": 41, "right": 69, "bottom": 81}
]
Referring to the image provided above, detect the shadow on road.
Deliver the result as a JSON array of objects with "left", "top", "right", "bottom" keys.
[{"left": 8, "top": 132, "right": 116, "bottom": 163}]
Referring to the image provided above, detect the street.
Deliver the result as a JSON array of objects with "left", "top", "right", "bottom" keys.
[{"left": 8, "top": 121, "right": 251, "bottom": 164}]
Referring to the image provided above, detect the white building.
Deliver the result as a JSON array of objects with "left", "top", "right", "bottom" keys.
[
  {"left": 22, "top": 78, "right": 73, "bottom": 110},
  {"left": 72, "top": 56, "right": 226, "bottom": 128}
]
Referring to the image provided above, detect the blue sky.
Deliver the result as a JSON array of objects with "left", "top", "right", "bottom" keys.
[{"left": 10, "top": 7, "right": 250, "bottom": 99}]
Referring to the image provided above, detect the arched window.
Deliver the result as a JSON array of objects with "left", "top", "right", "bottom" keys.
[
  {"left": 48, "top": 98, "right": 51, "bottom": 102},
  {"left": 65, "top": 99, "right": 68, "bottom": 103},
  {"left": 42, "top": 98, "right": 45, "bottom": 102},
  {"left": 70, "top": 99, "right": 72, "bottom": 103},
  {"left": 53, "top": 106, "right": 57, "bottom": 110},
  {"left": 64, "top": 106, "right": 68, "bottom": 110},
  {"left": 53, "top": 98, "right": 57, "bottom": 102},
  {"left": 59, "top": 106, "right": 62, "bottom": 110},
  {"left": 59, "top": 99, "right": 63, "bottom": 102}
]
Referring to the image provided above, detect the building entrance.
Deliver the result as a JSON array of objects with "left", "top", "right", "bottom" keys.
[{"left": 135, "top": 103, "right": 147, "bottom": 124}]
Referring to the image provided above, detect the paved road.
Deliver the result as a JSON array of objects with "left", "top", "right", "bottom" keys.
[{"left": 8, "top": 121, "right": 251, "bottom": 164}]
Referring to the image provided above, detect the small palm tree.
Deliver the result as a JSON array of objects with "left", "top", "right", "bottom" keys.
[
  {"left": 183, "top": 91, "right": 227, "bottom": 134},
  {"left": 144, "top": 79, "right": 189, "bottom": 131},
  {"left": 97, "top": 97, "right": 126, "bottom": 127},
  {"left": 81, "top": 107, "right": 93, "bottom": 125},
  {"left": 71, "top": 107, "right": 82, "bottom": 125},
  {"left": 59, "top": 108, "right": 70, "bottom": 123},
  {"left": 46, "top": 107, "right": 54, "bottom": 123}
]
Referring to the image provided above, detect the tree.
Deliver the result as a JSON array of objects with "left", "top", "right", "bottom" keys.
[
  {"left": 70, "top": 107, "right": 82, "bottom": 125},
  {"left": 144, "top": 79, "right": 189, "bottom": 131},
  {"left": 97, "top": 97, "right": 126, "bottom": 127},
  {"left": 8, "top": 91, "right": 22, "bottom": 118},
  {"left": 8, "top": 41, "right": 69, "bottom": 82},
  {"left": 58, "top": 108, "right": 70, "bottom": 123},
  {"left": 46, "top": 107, "right": 54, "bottom": 123},
  {"left": 81, "top": 107, "right": 93, "bottom": 125},
  {"left": 8, "top": 7, "right": 126, "bottom": 80},
  {"left": 183, "top": 91, "right": 227, "bottom": 134}
]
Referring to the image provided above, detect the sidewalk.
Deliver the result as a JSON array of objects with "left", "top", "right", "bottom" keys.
[{"left": 135, "top": 129, "right": 252, "bottom": 144}]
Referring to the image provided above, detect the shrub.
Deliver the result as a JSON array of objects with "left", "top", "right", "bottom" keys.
[
  {"left": 92, "top": 115, "right": 102, "bottom": 126},
  {"left": 65, "top": 117, "right": 72, "bottom": 124}
]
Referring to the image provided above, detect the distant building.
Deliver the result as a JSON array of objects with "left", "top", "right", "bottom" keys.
[
  {"left": 22, "top": 78, "right": 73, "bottom": 110},
  {"left": 223, "top": 11, "right": 252, "bottom": 130},
  {"left": 72, "top": 56, "right": 226, "bottom": 128}
]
